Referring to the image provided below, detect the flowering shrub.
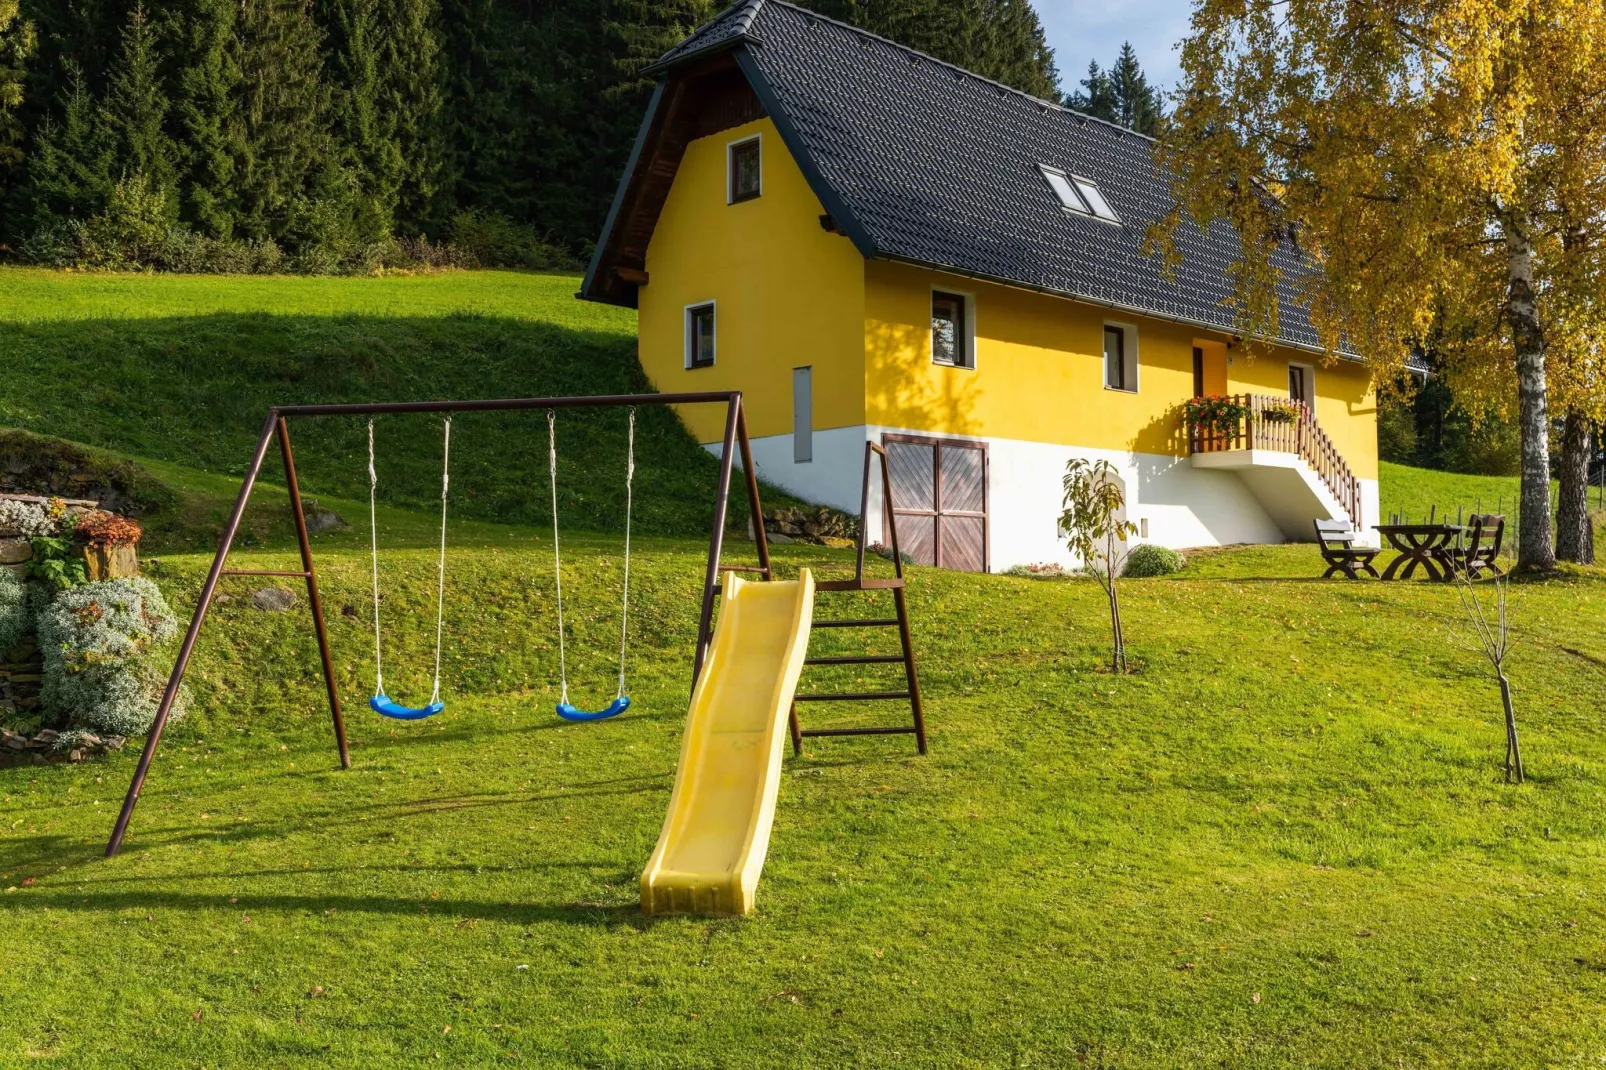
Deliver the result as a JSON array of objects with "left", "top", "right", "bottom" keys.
[
  {"left": 0, "top": 499, "right": 59, "bottom": 538},
  {"left": 1260, "top": 401, "right": 1302, "bottom": 425},
  {"left": 75, "top": 510, "right": 143, "bottom": 548},
  {"left": 1181, "top": 395, "right": 1251, "bottom": 437},
  {"left": 37, "top": 578, "right": 188, "bottom": 736}
]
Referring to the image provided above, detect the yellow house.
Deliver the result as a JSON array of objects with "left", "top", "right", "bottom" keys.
[{"left": 582, "top": 0, "right": 1381, "bottom": 572}]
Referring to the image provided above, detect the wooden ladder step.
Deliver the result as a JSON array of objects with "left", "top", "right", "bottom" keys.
[
  {"left": 804, "top": 654, "right": 906, "bottom": 666},
  {"left": 800, "top": 726, "right": 918, "bottom": 738},
  {"left": 812, "top": 618, "right": 901, "bottom": 628},
  {"left": 795, "top": 691, "right": 912, "bottom": 702}
]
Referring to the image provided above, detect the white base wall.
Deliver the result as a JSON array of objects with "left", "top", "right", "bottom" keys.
[{"left": 710, "top": 425, "right": 1377, "bottom": 572}]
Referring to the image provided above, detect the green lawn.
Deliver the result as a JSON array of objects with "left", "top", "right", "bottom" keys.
[
  {"left": 0, "top": 267, "right": 794, "bottom": 538},
  {"left": 5, "top": 269, "right": 1606, "bottom": 1066}
]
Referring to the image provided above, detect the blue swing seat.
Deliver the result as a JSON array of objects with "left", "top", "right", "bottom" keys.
[
  {"left": 370, "top": 693, "right": 446, "bottom": 721},
  {"left": 556, "top": 695, "right": 631, "bottom": 722}
]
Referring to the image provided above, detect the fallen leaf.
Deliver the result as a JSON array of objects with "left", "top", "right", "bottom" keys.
[
  {"left": 192, "top": 1010, "right": 204, "bottom": 1021},
  {"left": 1250, "top": 992, "right": 1261, "bottom": 1004},
  {"left": 1356, "top": 929, "right": 1374, "bottom": 937}
]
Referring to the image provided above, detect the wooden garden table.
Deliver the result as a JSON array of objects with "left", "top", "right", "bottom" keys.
[{"left": 1376, "top": 523, "right": 1466, "bottom": 582}]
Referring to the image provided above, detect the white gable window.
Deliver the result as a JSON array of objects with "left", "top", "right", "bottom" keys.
[{"left": 1039, "top": 165, "right": 1120, "bottom": 224}]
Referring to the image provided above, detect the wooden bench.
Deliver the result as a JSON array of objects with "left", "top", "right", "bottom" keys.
[
  {"left": 1314, "top": 519, "right": 1380, "bottom": 579},
  {"left": 1446, "top": 513, "right": 1505, "bottom": 579}
]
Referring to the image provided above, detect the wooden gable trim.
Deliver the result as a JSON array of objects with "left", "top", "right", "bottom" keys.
[{"left": 583, "top": 53, "right": 766, "bottom": 307}]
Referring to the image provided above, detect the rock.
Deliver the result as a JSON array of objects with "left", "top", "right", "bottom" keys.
[
  {"left": 251, "top": 587, "right": 298, "bottom": 612},
  {"left": 105, "top": 736, "right": 127, "bottom": 751},
  {"left": 33, "top": 728, "right": 59, "bottom": 746},
  {"left": 1, "top": 730, "right": 26, "bottom": 751},
  {"left": 8, "top": 673, "right": 40, "bottom": 684},
  {"left": 304, "top": 507, "right": 346, "bottom": 534},
  {"left": 766, "top": 532, "right": 795, "bottom": 544},
  {"left": 0, "top": 538, "right": 30, "bottom": 565}
]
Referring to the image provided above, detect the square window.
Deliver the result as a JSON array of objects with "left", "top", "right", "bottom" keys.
[
  {"left": 729, "top": 138, "right": 761, "bottom": 203},
  {"left": 932, "top": 290, "right": 971, "bottom": 367},
  {"left": 1104, "top": 325, "right": 1136, "bottom": 391},
  {"left": 686, "top": 303, "right": 715, "bottom": 368}
]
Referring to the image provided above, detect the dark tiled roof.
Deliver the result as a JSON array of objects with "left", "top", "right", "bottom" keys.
[
  {"left": 647, "top": 0, "right": 765, "bottom": 73},
  {"left": 609, "top": 0, "right": 1398, "bottom": 365}
]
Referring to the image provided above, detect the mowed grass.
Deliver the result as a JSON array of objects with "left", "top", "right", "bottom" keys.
[
  {"left": 5, "top": 509, "right": 1606, "bottom": 1066},
  {"left": 0, "top": 267, "right": 791, "bottom": 538},
  {"left": 5, "top": 268, "right": 1606, "bottom": 1065}
]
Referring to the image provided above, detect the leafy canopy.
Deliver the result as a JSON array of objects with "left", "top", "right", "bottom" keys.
[{"left": 1155, "top": 0, "right": 1606, "bottom": 422}]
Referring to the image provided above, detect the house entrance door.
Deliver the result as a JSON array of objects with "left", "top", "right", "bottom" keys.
[{"left": 882, "top": 434, "right": 988, "bottom": 572}]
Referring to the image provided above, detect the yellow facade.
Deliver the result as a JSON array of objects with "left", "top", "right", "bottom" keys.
[
  {"left": 637, "top": 120, "right": 1378, "bottom": 481},
  {"left": 640, "top": 118, "right": 865, "bottom": 444}
]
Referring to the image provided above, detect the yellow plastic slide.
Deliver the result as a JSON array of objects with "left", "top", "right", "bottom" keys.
[{"left": 641, "top": 570, "right": 815, "bottom": 916}]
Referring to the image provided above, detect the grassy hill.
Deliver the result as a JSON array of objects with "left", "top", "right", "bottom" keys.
[
  {"left": 5, "top": 269, "right": 1606, "bottom": 1065},
  {"left": 0, "top": 268, "right": 781, "bottom": 539}
]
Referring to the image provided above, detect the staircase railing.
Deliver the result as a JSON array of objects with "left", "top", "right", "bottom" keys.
[{"left": 1188, "top": 393, "right": 1364, "bottom": 526}]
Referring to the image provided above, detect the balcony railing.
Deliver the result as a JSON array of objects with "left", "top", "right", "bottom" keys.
[{"left": 1188, "top": 393, "right": 1364, "bottom": 526}]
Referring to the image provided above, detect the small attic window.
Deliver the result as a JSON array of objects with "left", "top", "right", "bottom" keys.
[{"left": 1039, "top": 165, "right": 1120, "bottom": 224}]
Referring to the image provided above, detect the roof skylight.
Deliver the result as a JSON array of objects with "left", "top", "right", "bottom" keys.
[{"left": 1039, "top": 165, "right": 1120, "bottom": 224}]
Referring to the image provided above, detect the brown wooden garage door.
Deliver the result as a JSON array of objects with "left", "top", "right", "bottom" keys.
[{"left": 882, "top": 434, "right": 988, "bottom": 572}]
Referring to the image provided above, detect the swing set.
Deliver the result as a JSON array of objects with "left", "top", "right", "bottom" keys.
[{"left": 103, "top": 390, "right": 927, "bottom": 859}]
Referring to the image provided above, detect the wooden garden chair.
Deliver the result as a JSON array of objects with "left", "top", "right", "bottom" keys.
[
  {"left": 1314, "top": 518, "right": 1380, "bottom": 579},
  {"left": 1446, "top": 514, "right": 1505, "bottom": 579}
]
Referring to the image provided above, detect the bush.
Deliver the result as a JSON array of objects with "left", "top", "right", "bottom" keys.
[
  {"left": 1123, "top": 544, "right": 1184, "bottom": 577},
  {"left": 0, "top": 569, "right": 30, "bottom": 650},
  {"left": 37, "top": 577, "right": 188, "bottom": 736},
  {"left": 448, "top": 208, "right": 577, "bottom": 270}
]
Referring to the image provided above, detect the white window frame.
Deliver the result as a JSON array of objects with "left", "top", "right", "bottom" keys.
[
  {"left": 1288, "top": 361, "right": 1315, "bottom": 406},
  {"left": 1038, "top": 164, "right": 1121, "bottom": 225},
  {"left": 1102, "top": 321, "right": 1139, "bottom": 393},
  {"left": 684, "top": 300, "right": 717, "bottom": 369},
  {"left": 726, "top": 134, "right": 762, "bottom": 204},
  {"left": 930, "top": 286, "right": 977, "bottom": 370}
]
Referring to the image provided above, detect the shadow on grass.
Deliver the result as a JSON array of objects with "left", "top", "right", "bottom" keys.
[{"left": 0, "top": 772, "right": 675, "bottom": 883}]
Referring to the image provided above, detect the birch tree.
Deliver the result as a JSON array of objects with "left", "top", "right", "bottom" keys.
[{"left": 1155, "top": 0, "right": 1606, "bottom": 571}]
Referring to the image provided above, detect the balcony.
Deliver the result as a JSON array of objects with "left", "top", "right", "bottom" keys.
[{"left": 1187, "top": 394, "right": 1365, "bottom": 540}]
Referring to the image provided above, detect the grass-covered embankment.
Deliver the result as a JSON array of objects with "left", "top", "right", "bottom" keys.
[{"left": 0, "top": 268, "right": 782, "bottom": 541}]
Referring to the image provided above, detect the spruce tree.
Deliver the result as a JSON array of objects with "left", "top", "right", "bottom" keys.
[
  {"left": 1068, "top": 60, "right": 1118, "bottom": 122},
  {"left": 377, "top": 0, "right": 445, "bottom": 234},
  {"left": 228, "top": 0, "right": 330, "bottom": 241},
  {"left": 0, "top": 0, "right": 34, "bottom": 186},
  {"left": 799, "top": 0, "right": 1061, "bottom": 102},
  {"left": 1109, "top": 42, "right": 1162, "bottom": 135},
  {"left": 1070, "top": 44, "right": 1164, "bottom": 134},
  {"left": 171, "top": 0, "right": 241, "bottom": 237},
  {"left": 10, "top": 62, "right": 114, "bottom": 232},
  {"left": 100, "top": 4, "right": 179, "bottom": 204}
]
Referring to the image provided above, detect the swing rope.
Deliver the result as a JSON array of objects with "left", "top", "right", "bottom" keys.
[
  {"left": 430, "top": 417, "right": 451, "bottom": 706},
  {"left": 547, "top": 407, "right": 635, "bottom": 718},
  {"left": 546, "top": 409, "right": 570, "bottom": 707},
  {"left": 367, "top": 416, "right": 451, "bottom": 717}
]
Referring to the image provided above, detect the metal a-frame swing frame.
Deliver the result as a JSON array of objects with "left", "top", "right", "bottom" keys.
[{"left": 105, "top": 391, "right": 774, "bottom": 857}]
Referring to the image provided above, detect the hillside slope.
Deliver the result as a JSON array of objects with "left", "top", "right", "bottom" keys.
[{"left": 0, "top": 269, "right": 776, "bottom": 535}]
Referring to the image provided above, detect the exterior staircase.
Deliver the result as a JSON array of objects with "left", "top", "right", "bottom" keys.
[{"left": 1188, "top": 394, "right": 1366, "bottom": 542}]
